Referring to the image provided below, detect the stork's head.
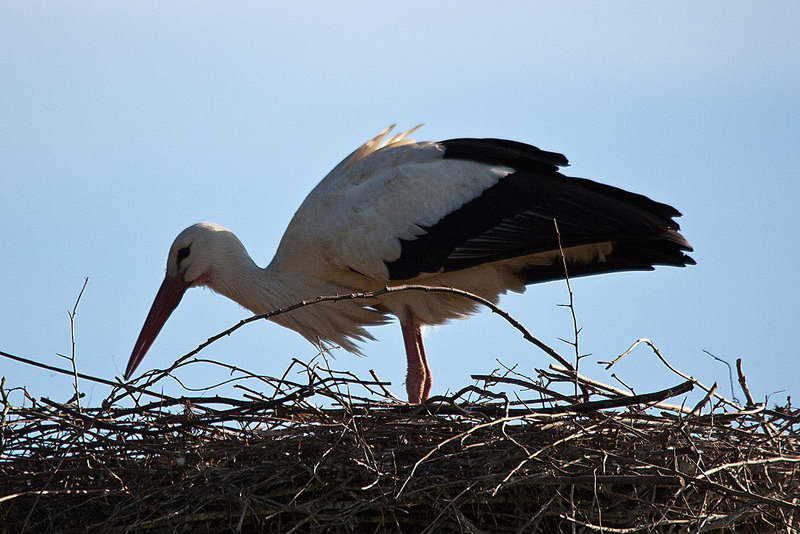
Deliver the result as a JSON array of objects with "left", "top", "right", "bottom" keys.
[{"left": 124, "top": 222, "right": 244, "bottom": 379}]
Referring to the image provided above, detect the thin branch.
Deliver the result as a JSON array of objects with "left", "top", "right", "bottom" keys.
[
  {"left": 702, "top": 349, "right": 739, "bottom": 404},
  {"left": 553, "top": 218, "right": 582, "bottom": 398},
  {"left": 58, "top": 277, "right": 89, "bottom": 410},
  {"left": 736, "top": 358, "right": 757, "bottom": 408}
]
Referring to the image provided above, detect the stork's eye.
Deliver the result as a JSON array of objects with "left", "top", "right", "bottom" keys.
[{"left": 176, "top": 245, "right": 191, "bottom": 265}]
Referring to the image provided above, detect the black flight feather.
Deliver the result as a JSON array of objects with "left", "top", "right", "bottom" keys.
[{"left": 385, "top": 138, "right": 693, "bottom": 281}]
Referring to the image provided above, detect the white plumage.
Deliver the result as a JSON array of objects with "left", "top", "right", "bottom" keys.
[{"left": 125, "top": 126, "right": 693, "bottom": 403}]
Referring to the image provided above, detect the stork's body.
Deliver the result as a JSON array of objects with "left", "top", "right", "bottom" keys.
[{"left": 125, "top": 127, "right": 694, "bottom": 402}]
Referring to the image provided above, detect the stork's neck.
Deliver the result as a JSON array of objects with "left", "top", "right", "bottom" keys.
[{"left": 207, "top": 247, "right": 291, "bottom": 317}]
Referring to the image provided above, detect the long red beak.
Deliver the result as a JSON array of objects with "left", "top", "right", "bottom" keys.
[{"left": 124, "top": 275, "right": 191, "bottom": 380}]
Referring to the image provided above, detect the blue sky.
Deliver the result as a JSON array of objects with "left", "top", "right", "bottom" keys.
[{"left": 2, "top": 3, "right": 799, "bottom": 408}]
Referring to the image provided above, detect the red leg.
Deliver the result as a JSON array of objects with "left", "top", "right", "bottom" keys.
[
  {"left": 400, "top": 306, "right": 432, "bottom": 403},
  {"left": 415, "top": 324, "right": 433, "bottom": 400}
]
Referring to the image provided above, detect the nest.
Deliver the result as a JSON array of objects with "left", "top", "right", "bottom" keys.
[{"left": 1, "top": 288, "right": 799, "bottom": 533}]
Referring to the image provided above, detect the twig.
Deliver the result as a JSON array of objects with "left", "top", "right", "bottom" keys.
[
  {"left": 611, "top": 373, "right": 636, "bottom": 395},
  {"left": 696, "top": 456, "right": 800, "bottom": 481},
  {"left": 0, "top": 377, "right": 10, "bottom": 450},
  {"left": 58, "top": 277, "right": 89, "bottom": 410},
  {"left": 736, "top": 358, "right": 757, "bottom": 408},
  {"left": 702, "top": 349, "right": 739, "bottom": 404},
  {"left": 369, "top": 369, "right": 401, "bottom": 402},
  {"left": 690, "top": 382, "right": 717, "bottom": 416},
  {"left": 553, "top": 219, "right": 582, "bottom": 398},
  {"left": 472, "top": 374, "right": 576, "bottom": 404}
]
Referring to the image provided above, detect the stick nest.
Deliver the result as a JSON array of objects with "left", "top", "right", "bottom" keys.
[
  {"left": 2, "top": 284, "right": 799, "bottom": 532},
  {"left": 2, "top": 349, "right": 799, "bottom": 534}
]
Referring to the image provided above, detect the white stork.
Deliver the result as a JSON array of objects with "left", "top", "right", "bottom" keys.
[{"left": 124, "top": 126, "right": 694, "bottom": 403}]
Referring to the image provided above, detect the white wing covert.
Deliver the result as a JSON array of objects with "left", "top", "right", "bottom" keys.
[{"left": 273, "top": 140, "right": 512, "bottom": 281}]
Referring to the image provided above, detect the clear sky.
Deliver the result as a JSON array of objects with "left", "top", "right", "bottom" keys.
[{"left": 2, "top": 2, "right": 799, "bottom": 408}]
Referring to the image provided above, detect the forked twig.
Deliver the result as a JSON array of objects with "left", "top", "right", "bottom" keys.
[
  {"left": 57, "top": 278, "right": 89, "bottom": 410},
  {"left": 553, "top": 218, "right": 583, "bottom": 398}
]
